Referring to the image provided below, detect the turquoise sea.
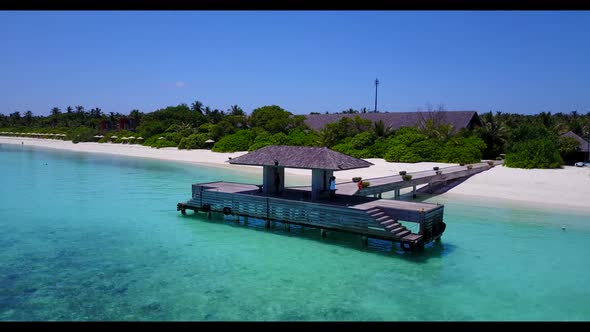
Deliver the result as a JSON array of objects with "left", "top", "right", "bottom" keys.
[{"left": 1, "top": 143, "right": 589, "bottom": 321}]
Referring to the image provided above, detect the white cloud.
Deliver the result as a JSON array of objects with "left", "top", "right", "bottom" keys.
[{"left": 175, "top": 81, "right": 186, "bottom": 88}]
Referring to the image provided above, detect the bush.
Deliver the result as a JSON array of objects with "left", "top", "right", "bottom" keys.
[
  {"left": 505, "top": 138, "right": 563, "bottom": 169},
  {"left": 178, "top": 133, "right": 212, "bottom": 150},
  {"left": 402, "top": 174, "right": 412, "bottom": 181},
  {"left": 361, "top": 181, "right": 370, "bottom": 188},
  {"left": 352, "top": 177, "right": 362, "bottom": 182},
  {"left": 467, "top": 164, "right": 473, "bottom": 169},
  {"left": 487, "top": 160, "right": 494, "bottom": 166},
  {"left": 399, "top": 171, "right": 407, "bottom": 175},
  {"left": 212, "top": 130, "right": 256, "bottom": 152}
]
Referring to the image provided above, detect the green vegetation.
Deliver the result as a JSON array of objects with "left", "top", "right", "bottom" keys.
[
  {"left": 402, "top": 174, "right": 413, "bottom": 181},
  {"left": 1, "top": 103, "right": 588, "bottom": 169}
]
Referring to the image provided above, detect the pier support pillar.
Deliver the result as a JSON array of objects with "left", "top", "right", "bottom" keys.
[
  {"left": 207, "top": 211, "right": 212, "bottom": 220},
  {"left": 264, "top": 219, "right": 270, "bottom": 229},
  {"left": 361, "top": 236, "right": 368, "bottom": 248},
  {"left": 181, "top": 209, "right": 186, "bottom": 215},
  {"left": 234, "top": 214, "right": 239, "bottom": 223},
  {"left": 284, "top": 223, "right": 290, "bottom": 232},
  {"left": 378, "top": 193, "right": 382, "bottom": 199},
  {"left": 320, "top": 228, "right": 327, "bottom": 239},
  {"left": 244, "top": 216, "right": 249, "bottom": 226},
  {"left": 394, "top": 189, "right": 400, "bottom": 200},
  {"left": 412, "top": 185, "right": 417, "bottom": 199}
]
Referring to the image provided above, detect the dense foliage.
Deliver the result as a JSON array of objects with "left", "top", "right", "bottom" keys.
[{"left": 2, "top": 103, "right": 589, "bottom": 169}]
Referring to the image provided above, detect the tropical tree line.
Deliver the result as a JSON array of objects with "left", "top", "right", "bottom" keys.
[{"left": 1, "top": 103, "right": 589, "bottom": 168}]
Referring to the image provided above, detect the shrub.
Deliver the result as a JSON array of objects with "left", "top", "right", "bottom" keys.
[
  {"left": 399, "top": 171, "right": 407, "bottom": 176},
  {"left": 352, "top": 177, "right": 362, "bottom": 182},
  {"left": 487, "top": 160, "right": 494, "bottom": 166},
  {"left": 402, "top": 174, "right": 412, "bottom": 181},
  {"left": 361, "top": 181, "right": 370, "bottom": 188},
  {"left": 505, "top": 138, "right": 563, "bottom": 169},
  {"left": 467, "top": 164, "right": 473, "bottom": 169},
  {"left": 212, "top": 130, "right": 256, "bottom": 152},
  {"left": 459, "top": 163, "right": 465, "bottom": 166}
]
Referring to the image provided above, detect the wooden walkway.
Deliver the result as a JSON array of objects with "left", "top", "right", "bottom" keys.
[{"left": 332, "top": 161, "right": 502, "bottom": 196}]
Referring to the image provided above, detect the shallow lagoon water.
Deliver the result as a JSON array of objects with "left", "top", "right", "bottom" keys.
[{"left": 1, "top": 144, "right": 589, "bottom": 321}]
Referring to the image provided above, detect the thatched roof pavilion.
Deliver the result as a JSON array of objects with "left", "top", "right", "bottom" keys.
[{"left": 229, "top": 146, "right": 373, "bottom": 200}]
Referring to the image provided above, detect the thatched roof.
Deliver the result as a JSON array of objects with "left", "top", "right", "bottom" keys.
[
  {"left": 561, "top": 131, "right": 589, "bottom": 152},
  {"left": 228, "top": 146, "right": 374, "bottom": 170},
  {"left": 304, "top": 110, "right": 480, "bottom": 132}
]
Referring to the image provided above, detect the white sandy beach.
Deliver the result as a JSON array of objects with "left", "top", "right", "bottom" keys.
[{"left": 2, "top": 136, "right": 590, "bottom": 213}]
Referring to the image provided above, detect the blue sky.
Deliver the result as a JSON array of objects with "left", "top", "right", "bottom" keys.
[{"left": 0, "top": 11, "right": 589, "bottom": 116}]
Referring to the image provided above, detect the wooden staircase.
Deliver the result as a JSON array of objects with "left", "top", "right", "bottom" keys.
[{"left": 366, "top": 208, "right": 423, "bottom": 244}]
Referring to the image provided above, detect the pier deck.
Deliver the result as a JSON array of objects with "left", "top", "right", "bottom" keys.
[
  {"left": 178, "top": 180, "right": 445, "bottom": 249},
  {"left": 176, "top": 145, "right": 500, "bottom": 251}
]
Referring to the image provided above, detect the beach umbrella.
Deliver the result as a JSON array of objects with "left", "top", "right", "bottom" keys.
[
  {"left": 111, "top": 136, "right": 118, "bottom": 139},
  {"left": 205, "top": 139, "right": 215, "bottom": 143},
  {"left": 158, "top": 137, "right": 165, "bottom": 140},
  {"left": 93, "top": 135, "right": 102, "bottom": 138},
  {"left": 127, "top": 136, "right": 135, "bottom": 139},
  {"left": 136, "top": 137, "right": 144, "bottom": 140},
  {"left": 122, "top": 137, "right": 128, "bottom": 140}
]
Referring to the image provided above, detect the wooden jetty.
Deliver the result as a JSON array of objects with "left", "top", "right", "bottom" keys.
[{"left": 177, "top": 146, "right": 498, "bottom": 251}]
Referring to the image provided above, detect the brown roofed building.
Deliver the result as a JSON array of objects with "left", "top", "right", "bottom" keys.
[
  {"left": 229, "top": 145, "right": 373, "bottom": 200},
  {"left": 560, "top": 131, "right": 589, "bottom": 164},
  {"left": 303, "top": 110, "right": 481, "bottom": 132}
]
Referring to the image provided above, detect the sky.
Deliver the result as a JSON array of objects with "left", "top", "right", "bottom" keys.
[{"left": 0, "top": 11, "right": 589, "bottom": 116}]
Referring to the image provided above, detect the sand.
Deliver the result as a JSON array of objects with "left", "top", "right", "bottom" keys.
[{"left": 2, "top": 136, "right": 590, "bottom": 213}]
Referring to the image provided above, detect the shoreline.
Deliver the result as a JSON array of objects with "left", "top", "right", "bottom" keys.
[{"left": 2, "top": 136, "right": 590, "bottom": 215}]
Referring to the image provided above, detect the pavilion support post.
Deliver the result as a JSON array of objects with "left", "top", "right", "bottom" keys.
[{"left": 378, "top": 193, "right": 382, "bottom": 199}]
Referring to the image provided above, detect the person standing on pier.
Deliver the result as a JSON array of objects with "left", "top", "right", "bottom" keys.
[{"left": 329, "top": 176, "right": 336, "bottom": 201}]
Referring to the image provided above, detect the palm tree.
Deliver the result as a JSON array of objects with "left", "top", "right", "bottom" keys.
[
  {"left": 229, "top": 105, "right": 244, "bottom": 116},
  {"left": 476, "top": 111, "right": 509, "bottom": 159},
  {"left": 372, "top": 120, "right": 394, "bottom": 138},
  {"left": 66, "top": 106, "right": 73, "bottom": 114},
  {"left": 51, "top": 107, "right": 61, "bottom": 116},
  {"left": 191, "top": 101, "right": 204, "bottom": 114},
  {"left": 24, "top": 110, "right": 33, "bottom": 126}
]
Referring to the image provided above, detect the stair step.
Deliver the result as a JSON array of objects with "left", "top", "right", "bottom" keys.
[
  {"left": 380, "top": 219, "right": 397, "bottom": 226},
  {"left": 401, "top": 234, "right": 423, "bottom": 243},
  {"left": 371, "top": 212, "right": 385, "bottom": 218},
  {"left": 386, "top": 224, "right": 402, "bottom": 231},
  {"left": 396, "top": 230, "right": 411, "bottom": 238},
  {"left": 376, "top": 215, "right": 392, "bottom": 222},
  {"left": 366, "top": 208, "right": 380, "bottom": 214},
  {"left": 390, "top": 226, "right": 405, "bottom": 233}
]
